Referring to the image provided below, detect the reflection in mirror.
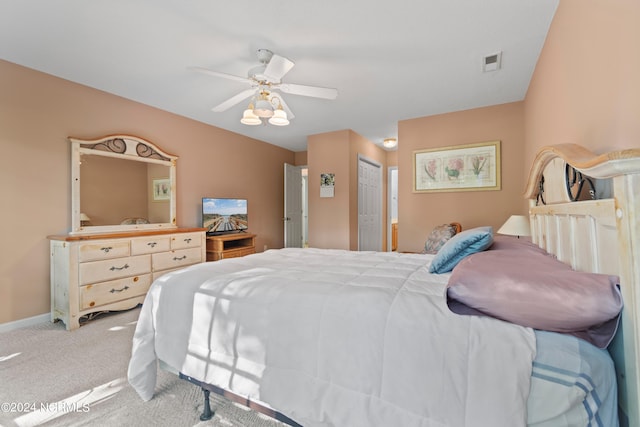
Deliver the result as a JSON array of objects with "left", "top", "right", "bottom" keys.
[
  {"left": 80, "top": 155, "right": 171, "bottom": 226},
  {"left": 70, "top": 135, "right": 177, "bottom": 235}
]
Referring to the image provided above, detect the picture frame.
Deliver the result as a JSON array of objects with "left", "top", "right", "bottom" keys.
[
  {"left": 320, "top": 173, "right": 335, "bottom": 198},
  {"left": 152, "top": 178, "right": 171, "bottom": 201},
  {"left": 413, "top": 140, "right": 501, "bottom": 193}
]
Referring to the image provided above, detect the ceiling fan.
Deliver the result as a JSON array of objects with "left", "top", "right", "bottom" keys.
[{"left": 189, "top": 49, "right": 338, "bottom": 125}]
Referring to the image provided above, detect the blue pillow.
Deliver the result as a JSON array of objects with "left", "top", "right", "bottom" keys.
[{"left": 428, "top": 226, "right": 493, "bottom": 274}]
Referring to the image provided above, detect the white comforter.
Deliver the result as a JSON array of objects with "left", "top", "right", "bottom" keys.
[{"left": 128, "top": 248, "right": 536, "bottom": 427}]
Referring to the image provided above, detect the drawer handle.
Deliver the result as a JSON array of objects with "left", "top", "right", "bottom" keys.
[
  {"left": 101, "top": 247, "right": 113, "bottom": 253},
  {"left": 109, "top": 263, "right": 130, "bottom": 271},
  {"left": 173, "top": 255, "right": 187, "bottom": 261},
  {"left": 184, "top": 238, "right": 192, "bottom": 243},
  {"left": 110, "top": 285, "right": 130, "bottom": 293},
  {"left": 147, "top": 242, "right": 157, "bottom": 248}
]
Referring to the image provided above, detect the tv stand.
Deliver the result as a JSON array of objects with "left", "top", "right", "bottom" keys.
[{"left": 206, "top": 233, "right": 256, "bottom": 261}]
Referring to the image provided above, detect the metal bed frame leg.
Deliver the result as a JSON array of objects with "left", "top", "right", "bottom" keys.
[
  {"left": 200, "top": 388, "right": 213, "bottom": 421},
  {"left": 181, "top": 372, "right": 301, "bottom": 426}
]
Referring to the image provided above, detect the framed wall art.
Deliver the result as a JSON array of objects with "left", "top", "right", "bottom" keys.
[
  {"left": 320, "top": 173, "right": 335, "bottom": 198},
  {"left": 152, "top": 178, "right": 171, "bottom": 201},
  {"left": 413, "top": 140, "right": 501, "bottom": 193}
]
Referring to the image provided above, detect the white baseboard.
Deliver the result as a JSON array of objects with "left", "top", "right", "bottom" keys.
[{"left": 0, "top": 313, "right": 50, "bottom": 333}]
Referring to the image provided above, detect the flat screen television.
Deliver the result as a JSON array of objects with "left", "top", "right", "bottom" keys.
[{"left": 202, "top": 198, "right": 248, "bottom": 235}]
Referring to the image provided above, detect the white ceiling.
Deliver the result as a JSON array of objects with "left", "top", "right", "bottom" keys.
[{"left": 0, "top": 0, "right": 558, "bottom": 152}]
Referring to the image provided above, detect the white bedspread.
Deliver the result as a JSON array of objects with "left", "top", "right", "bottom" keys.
[{"left": 128, "top": 248, "right": 536, "bottom": 427}]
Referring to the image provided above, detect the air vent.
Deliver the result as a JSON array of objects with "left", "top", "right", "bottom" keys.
[{"left": 483, "top": 51, "right": 502, "bottom": 72}]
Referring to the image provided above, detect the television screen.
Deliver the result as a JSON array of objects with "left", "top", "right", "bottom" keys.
[{"left": 202, "top": 198, "right": 248, "bottom": 235}]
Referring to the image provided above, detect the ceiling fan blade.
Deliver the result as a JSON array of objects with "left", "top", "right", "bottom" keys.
[
  {"left": 188, "top": 66, "right": 252, "bottom": 85},
  {"left": 212, "top": 88, "right": 256, "bottom": 112},
  {"left": 263, "top": 54, "right": 295, "bottom": 82},
  {"left": 278, "top": 83, "right": 338, "bottom": 100}
]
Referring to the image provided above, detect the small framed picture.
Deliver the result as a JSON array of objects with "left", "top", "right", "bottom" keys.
[
  {"left": 152, "top": 178, "right": 171, "bottom": 201},
  {"left": 320, "top": 173, "right": 335, "bottom": 198}
]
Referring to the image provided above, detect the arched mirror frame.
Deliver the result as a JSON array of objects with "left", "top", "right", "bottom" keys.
[{"left": 70, "top": 134, "right": 177, "bottom": 235}]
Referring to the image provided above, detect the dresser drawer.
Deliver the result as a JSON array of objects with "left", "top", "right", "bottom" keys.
[
  {"left": 80, "top": 274, "right": 152, "bottom": 310},
  {"left": 152, "top": 247, "right": 202, "bottom": 271},
  {"left": 131, "top": 236, "right": 171, "bottom": 255},
  {"left": 171, "top": 232, "right": 202, "bottom": 250},
  {"left": 79, "top": 254, "right": 151, "bottom": 285},
  {"left": 79, "top": 240, "right": 130, "bottom": 262}
]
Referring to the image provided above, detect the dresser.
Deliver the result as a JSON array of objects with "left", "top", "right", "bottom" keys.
[{"left": 49, "top": 228, "right": 206, "bottom": 330}]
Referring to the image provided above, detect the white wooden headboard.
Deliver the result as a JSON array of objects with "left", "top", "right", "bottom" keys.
[{"left": 523, "top": 144, "right": 640, "bottom": 427}]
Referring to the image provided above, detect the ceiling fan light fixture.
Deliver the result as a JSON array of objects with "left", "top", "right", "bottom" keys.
[
  {"left": 240, "top": 104, "right": 261, "bottom": 126},
  {"left": 193, "top": 49, "right": 338, "bottom": 131},
  {"left": 268, "top": 107, "right": 289, "bottom": 126}
]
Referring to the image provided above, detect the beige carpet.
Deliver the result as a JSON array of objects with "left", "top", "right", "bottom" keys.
[{"left": 0, "top": 308, "right": 287, "bottom": 427}]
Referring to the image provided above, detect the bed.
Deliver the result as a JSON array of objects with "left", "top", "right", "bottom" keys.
[{"left": 128, "top": 144, "right": 640, "bottom": 426}]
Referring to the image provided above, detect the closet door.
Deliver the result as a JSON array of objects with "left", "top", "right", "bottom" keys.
[
  {"left": 358, "top": 155, "right": 382, "bottom": 251},
  {"left": 284, "top": 163, "right": 303, "bottom": 248}
]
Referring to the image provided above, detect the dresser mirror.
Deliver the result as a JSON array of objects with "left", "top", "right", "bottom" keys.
[{"left": 70, "top": 135, "right": 177, "bottom": 235}]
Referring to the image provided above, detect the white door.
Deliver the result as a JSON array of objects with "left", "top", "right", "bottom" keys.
[
  {"left": 284, "top": 163, "right": 303, "bottom": 248},
  {"left": 358, "top": 155, "right": 382, "bottom": 251}
]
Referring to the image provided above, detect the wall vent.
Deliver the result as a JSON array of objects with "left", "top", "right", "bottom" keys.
[{"left": 483, "top": 51, "right": 502, "bottom": 72}]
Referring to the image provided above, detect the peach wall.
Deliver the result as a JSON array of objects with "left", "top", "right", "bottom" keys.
[
  {"left": 0, "top": 59, "right": 294, "bottom": 324},
  {"left": 307, "top": 130, "right": 388, "bottom": 250},
  {"left": 386, "top": 150, "right": 398, "bottom": 167},
  {"left": 524, "top": 0, "right": 640, "bottom": 168},
  {"left": 397, "top": 102, "right": 526, "bottom": 252},
  {"left": 307, "top": 131, "right": 351, "bottom": 249},
  {"left": 294, "top": 151, "right": 308, "bottom": 166}
]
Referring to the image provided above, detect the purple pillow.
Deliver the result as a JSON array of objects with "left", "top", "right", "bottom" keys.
[{"left": 446, "top": 236, "right": 622, "bottom": 348}]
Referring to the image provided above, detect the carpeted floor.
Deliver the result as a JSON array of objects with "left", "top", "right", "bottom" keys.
[{"left": 0, "top": 308, "right": 287, "bottom": 427}]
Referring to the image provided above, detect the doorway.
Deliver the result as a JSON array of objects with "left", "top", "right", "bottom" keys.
[
  {"left": 358, "top": 155, "right": 382, "bottom": 251},
  {"left": 387, "top": 167, "right": 398, "bottom": 251}
]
